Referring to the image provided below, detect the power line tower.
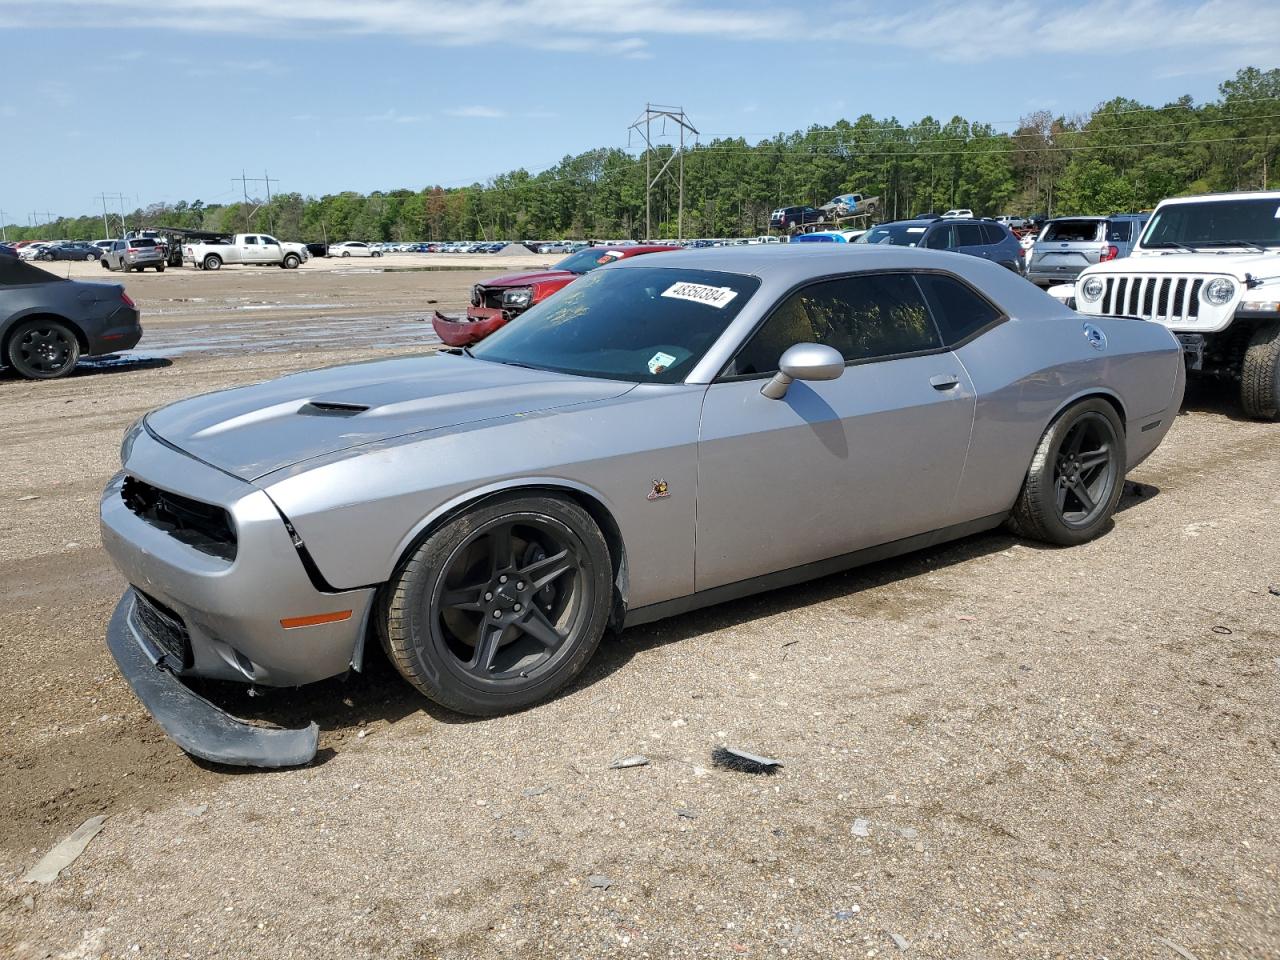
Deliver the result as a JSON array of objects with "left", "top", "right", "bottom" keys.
[
  {"left": 98, "top": 193, "right": 129, "bottom": 237},
  {"left": 233, "top": 170, "right": 280, "bottom": 233},
  {"left": 628, "top": 103, "right": 698, "bottom": 241}
]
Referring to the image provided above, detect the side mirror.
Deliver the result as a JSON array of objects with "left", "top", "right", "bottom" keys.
[{"left": 760, "top": 343, "right": 845, "bottom": 399}]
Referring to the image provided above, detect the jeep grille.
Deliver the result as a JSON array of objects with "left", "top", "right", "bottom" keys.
[{"left": 1095, "top": 274, "right": 1208, "bottom": 323}]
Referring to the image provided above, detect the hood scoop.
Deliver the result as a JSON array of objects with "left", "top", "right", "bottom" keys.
[{"left": 301, "top": 400, "right": 369, "bottom": 418}]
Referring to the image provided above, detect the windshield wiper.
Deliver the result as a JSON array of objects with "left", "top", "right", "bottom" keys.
[
  {"left": 1147, "top": 240, "right": 1199, "bottom": 252},
  {"left": 1197, "top": 239, "right": 1269, "bottom": 252}
]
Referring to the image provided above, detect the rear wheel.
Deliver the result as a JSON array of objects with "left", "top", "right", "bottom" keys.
[
  {"left": 383, "top": 494, "right": 613, "bottom": 716},
  {"left": 203, "top": 255, "right": 222, "bottom": 271},
  {"left": 84, "top": 252, "right": 96, "bottom": 262},
  {"left": 6, "top": 318, "right": 81, "bottom": 380},
  {"left": 1240, "top": 321, "right": 1280, "bottom": 420},
  {"left": 1011, "top": 398, "right": 1126, "bottom": 546},
  {"left": 341, "top": 251, "right": 351, "bottom": 258}
]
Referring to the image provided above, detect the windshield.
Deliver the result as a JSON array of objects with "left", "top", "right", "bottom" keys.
[
  {"left": 551, "top": 247, "right": 633, "bottom": 274},
  {"left": 855, "top": 223, "right": 929, "bottom": 246},
  {"left": 1141, "top": 198, "right": 1280, "bottom": 249},
  {"left": 470, "top": 266, "right": 761, "bottom": 384}
]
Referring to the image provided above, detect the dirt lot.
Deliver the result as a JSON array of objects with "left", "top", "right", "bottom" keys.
[{"left": 1, "top": 263, "right": 1277, "bottom": 959}]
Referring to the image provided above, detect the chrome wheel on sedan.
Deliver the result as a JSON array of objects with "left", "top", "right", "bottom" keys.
[{"left": 384, "top": 494, "right": 613, "bottom": 715}]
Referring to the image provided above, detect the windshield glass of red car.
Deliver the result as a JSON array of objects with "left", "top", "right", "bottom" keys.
[
  {"left": 551, "top": 248, "right": 630, "bottom": 274},
  {"left": 471, "top": 267, "right": 760, "bottom": 384}
]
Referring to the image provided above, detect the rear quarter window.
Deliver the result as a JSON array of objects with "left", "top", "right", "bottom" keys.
[
  {"left": 1106, "top": 221, "right": 1133, "bottom": 242},
  {"left": 916, "top": 273, "right": 1003, "bottom": 346}
]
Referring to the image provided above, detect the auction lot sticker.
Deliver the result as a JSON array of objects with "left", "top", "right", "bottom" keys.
[{"left": 661, "top": 282, "right": 739, "bottom": 308}]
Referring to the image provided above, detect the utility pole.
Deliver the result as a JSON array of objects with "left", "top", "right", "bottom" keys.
[
  {"left": 233, "top": 170, "right": 279, "bottom": 233},
  {"left": 0, "top": 207, "right": 7, "bottom": 242},
  {"left": 628, "top": 103, "right": 698, "bottom": 241}
]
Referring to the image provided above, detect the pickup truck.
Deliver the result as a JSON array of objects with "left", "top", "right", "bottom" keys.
[{"left": 182, "top": 234, "right": 309, "bottom": 270}]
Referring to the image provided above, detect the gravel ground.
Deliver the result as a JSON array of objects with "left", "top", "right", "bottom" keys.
[{"left": 1, "top": 266, "right": 1277, "bottom": 960}]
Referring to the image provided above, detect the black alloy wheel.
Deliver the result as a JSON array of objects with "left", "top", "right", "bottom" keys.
[
  {"left": 384, "top": 494, "right": 612, "bottom": 715},
  {"left": 7, "top": 319, "right": 81, "bottom": 379},
  {"left": 1052, "top": 412, "right": 1119, "bottom": 528},
  {"left": 1011, "top": 398, "right": 1126, "bottom": 546}
]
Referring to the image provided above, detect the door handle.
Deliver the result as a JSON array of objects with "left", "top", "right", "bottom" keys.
[{"left": 929, "top": 374, "right": 960, "bottom": 391}]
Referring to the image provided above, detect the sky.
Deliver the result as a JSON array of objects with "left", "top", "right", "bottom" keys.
[{"left": 1, "top": 0, "right": 1277, "bottom": 223}]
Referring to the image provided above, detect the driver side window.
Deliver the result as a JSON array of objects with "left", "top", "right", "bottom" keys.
[{"left": 728, "top": 273, "right": 942, "bottom": 376}]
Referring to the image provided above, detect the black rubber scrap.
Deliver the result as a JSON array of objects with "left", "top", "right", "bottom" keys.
[{"left": 712, "top": 746, "right": 782, "bottom": 775}]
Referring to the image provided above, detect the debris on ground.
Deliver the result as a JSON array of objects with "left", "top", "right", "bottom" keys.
[
  {"left": 587, "top": 874, "right": 613, "bottom": 890},
  {"left": 851, "top": 818, "right": 871, "bottom": 837},
  {"left": 1268, "top": 585, "right": 1280, "bottom": 596},
  {"left": 22, "top": 815, "right": 107, "bottom": 885},
  {"left": 676, "top": 808, "right": 698, "bottom": 819},
  {"left": 833, "top": 906, "right": 860, "bottom": 920},
  {"left": 1211, "top": 625, "right": 1232, "bottom": 635},
  {"left": 1155, "top": 936, "right": 1201, "bottom": 960},
  {"left": 711, "top": 746, "right": 782, "bottom": 775},
  {"left": 521, "top": 785, "right": 551, "bottom": 797},
  {"left": 609, "top": 755, "right": 650, "bottom": 769},
  {"left": 886, "top": 930, "right": 910, "bottom": 951}
]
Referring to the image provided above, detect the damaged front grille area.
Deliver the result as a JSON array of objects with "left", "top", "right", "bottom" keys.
[
  {"left": 121, "top": 476, "right": 237, "bottom": 561},
  {"left": 132, "top": 589, "right": 192, "bottom": 670},
  {"left": 472, "top": 286, "right": 505, "bottom": 310}
]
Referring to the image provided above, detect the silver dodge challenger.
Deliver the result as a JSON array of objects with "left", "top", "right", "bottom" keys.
[{"left": 101, "top": 246, "right": 1185, "bottom": 766}]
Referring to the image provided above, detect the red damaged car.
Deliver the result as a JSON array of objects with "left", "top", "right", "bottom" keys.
[{"left": 432, "top": 244, "right": 676, "bottom": 346}]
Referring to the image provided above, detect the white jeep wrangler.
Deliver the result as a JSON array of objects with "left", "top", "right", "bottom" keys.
[{"left": 1064, "top": 191, "right": 1280, "bottom": 420}]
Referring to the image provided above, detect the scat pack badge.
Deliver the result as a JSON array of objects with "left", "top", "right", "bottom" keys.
[{"left": 647, "top": 478, "right": 670, "bottom": 501}]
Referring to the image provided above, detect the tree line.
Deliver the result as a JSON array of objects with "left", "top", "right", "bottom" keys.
[{"left": 7, "top": 67, "right": 1277, "bottom": 244}]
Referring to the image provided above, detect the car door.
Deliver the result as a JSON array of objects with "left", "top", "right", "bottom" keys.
[
  {"left": 695, "top": 271, "right": 977, "bottom": 592},
  {"left": 239, "top": 234, "right": 260, "bottom": 263},
  {"left": 955, "top": 222, "right": 986, "bottom": 258},
  {"left": 259, "top": 235, "right": 283, "bottom": 264}
]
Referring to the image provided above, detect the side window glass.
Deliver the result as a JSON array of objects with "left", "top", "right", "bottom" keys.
[
  {"left": 730, "top": 274, "right": 941, "bottom": 376},
  {"left": 980, "top": 224, "right": 1005, "bottom": 245},
  {"left": 923, "top": 225, "right": 953, "bottom": 250},
  {"left": 956, "top": 224, "right": 984, "bottom": 247},
  {"left": 916, "top": 274, "right": 1002, "bottom": 345},
  {"left": 244, "top": 236, "right": 259, "bottom": 246},
  {"left": 1106, "top": 222, "right": 1132, "bottom": 242}
]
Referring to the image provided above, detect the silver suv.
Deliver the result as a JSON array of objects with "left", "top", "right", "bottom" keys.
[
  {"left": 102, "top": 238, "right": 165, "bottom": 273},
  {"left": 1027, "top": 214, "right": 1148, "bottom": 288}
]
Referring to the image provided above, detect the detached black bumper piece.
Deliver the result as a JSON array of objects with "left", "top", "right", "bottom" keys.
[{"left": 106, "top": 591, "right": 318, "bottom": 768}]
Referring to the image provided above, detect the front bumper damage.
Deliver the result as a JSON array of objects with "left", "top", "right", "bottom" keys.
[
  {"left": 107, "top": 591, "right": 318, "bottom": 767},
  {"left": 431, "top": 308, "right": 511, "bottom": 347}
]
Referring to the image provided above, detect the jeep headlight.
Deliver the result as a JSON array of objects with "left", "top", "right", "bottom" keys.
[
  {"left": 1080, "top": 276, "right": 1105, "bottom": 302},
  {"left": 120, "top": 417, "right": 145, "bottom": 466},
  {"left": 1204, "top": 278, "right": 1235, "bottom": 306},
  {"left": 502, "top": 287, "right": 533, "bottom": 309}
]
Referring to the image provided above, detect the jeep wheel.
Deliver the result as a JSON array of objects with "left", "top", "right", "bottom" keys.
[
  {"left": 383, "top": 493, "right": 613, "bottom": 716},
  {"left": 1011, "top": 398, "right": 1126, "bottom": 546},
  {"left": 1240, "top": 321, "right": 1280, "bottom": 420}
]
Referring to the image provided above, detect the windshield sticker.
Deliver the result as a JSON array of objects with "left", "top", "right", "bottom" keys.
[
  {"left": 906, "top": 227, "right": 927, "bottom": 233},
  {"left": 661, "top": 281, "right": 739, "bottom": 309},
  {"left": 597, "top": 251, "right": 624, "bottom": 264},
  {"left": 648, "top": 351, "right": 677, "bottom": 375}
]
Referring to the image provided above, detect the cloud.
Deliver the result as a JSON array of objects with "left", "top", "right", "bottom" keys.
[
  {"left": 3, "top": 0, "right": 801, "bottom": 54},
  {"left": 365, "top": 108, "right": 427, "bottom": 124},
  {"left": 446, "top": 105, "right": 507, "bottom": 119},
  {"left": 832, "top": 0, "right": 1280, "bottom": 64}
]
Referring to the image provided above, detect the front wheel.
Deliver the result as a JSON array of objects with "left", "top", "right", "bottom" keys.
[
  {"left": 1240, "top": 321, "right": 1280, "bottom": 420},
  {"left": 6, "top": 318, "right": 81, "bottom": 380},
  {"left": 283, "top": 254, "right": 300, "bottom": 269},
  {"left": 383, "top": 494, "right": 613, "bottom": 716},
  {"left": 1010, "top": 398, "right": 1126, "bottom": 546}
]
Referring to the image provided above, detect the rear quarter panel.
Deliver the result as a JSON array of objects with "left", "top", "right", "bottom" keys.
[{"left": 951, "top": 312, "right": 1182, "bottom": 521}]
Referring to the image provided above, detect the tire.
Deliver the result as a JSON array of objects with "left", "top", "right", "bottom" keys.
[
  {"left": 6, "top": 318, "right": 81, "bottom": 380},
  {"left": 1240, "top": 321, "right": 1280, "bottom": 420},
  {"left": 283, "top": 254, "right": 300, "bottom": 269},
  {"left": 1010, "top": 398, "right": 1126, "bottom": 546},
  {"left": 100, "top": 258, "right": 109, "bottom": 270},
  {"left": 383, "top": 493, "right": 613, "bottom": 716},
  {"left": 84, "top": 252, "right": 96, "bottom": 262},
  {"left": 156, "top": 264, "right": 165, "bottom": 272},
  {"left": 203, "top": 255, "right": 222, "bottom": 271},
  {"left": 341, "top": 251, "right": 351, "bottom": 258}
]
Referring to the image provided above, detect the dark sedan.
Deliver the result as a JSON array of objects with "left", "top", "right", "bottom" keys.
[
  {"left": 38, "top": 241, "right": 105, "bottom": 262},
  {"left": 2, "top": 257, "right": 142, "bottom": 379}
]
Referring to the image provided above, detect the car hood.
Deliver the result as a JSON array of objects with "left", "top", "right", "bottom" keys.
[
  {"left": 479, "top": 269, "right": 578, "bottom": 289},
  {"left": 1090, "top": 250, "right": 1280, "bottom": 282},
  {"left": 144, "top": 353, "right": 635, "bottom": 482}
]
